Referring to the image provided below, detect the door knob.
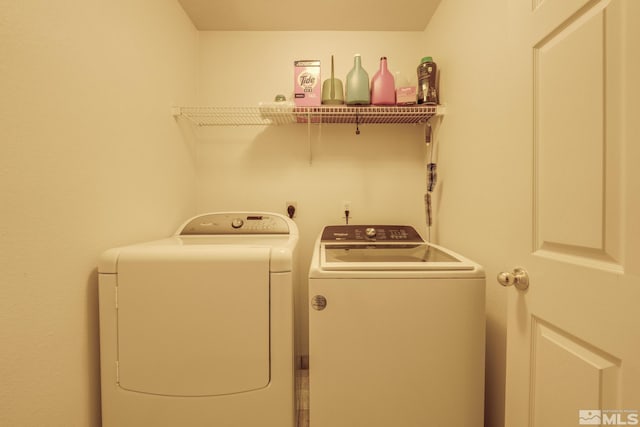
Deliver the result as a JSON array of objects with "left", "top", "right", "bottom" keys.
[{"left": 497, "top": 267, "right": 529, "bottom": 290}]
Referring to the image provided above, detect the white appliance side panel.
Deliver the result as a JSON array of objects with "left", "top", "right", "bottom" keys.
[
  {"left": 308, "top": 277, "right": 486, "bottom": 427},
  {"left": 116, "top": 246, "right": 271, "bottom": 397}
]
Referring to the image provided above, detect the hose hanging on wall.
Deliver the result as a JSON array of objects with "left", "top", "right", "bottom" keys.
[{"left": 424, "top": 116, "right": 440, "bottom": 242}]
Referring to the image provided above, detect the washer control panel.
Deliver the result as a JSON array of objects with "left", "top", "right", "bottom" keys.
[
  {"left": 179, "top": 213, "right": 290, "bottom": 235},
  {"left": 321, "top": 225, "right": 424, "bottom": 242}
]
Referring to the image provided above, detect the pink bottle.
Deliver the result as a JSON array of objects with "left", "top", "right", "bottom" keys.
[{"left": 370, "top": 56, "right": 396, "bottom": 105}]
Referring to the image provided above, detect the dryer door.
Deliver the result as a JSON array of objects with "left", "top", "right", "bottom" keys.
[{"left": 115, "top": 246, "right": 271, "bottom": 397}]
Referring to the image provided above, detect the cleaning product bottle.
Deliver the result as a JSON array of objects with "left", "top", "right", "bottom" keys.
[
  {"left": 370, "top": 57, "right": 396, "bottom": 105},
  {"left": 321, "top": 55, "right": 344, "bottom": 105},
  {"left": 417, "top": 56, "right": 438, "bottom": 105},
  {"left": 394, "top": 71, "right": 417, "bottom": 106},
  {"left": 345, "top": 54, "right": 370, "bottom": 105}
]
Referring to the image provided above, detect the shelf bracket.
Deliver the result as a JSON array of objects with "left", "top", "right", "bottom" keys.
[
  {"left": 307, "top": 111, "right": 313, "bottom": 164},
  {"left": 425, "top": 121, "right": 433, "bottom": 144},
  {"left": 424, "top": 104, "right": 445, "bottom": 145}
]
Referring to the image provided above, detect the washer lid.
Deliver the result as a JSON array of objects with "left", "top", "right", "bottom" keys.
[{"left": 320, "top": 242, "right": 475, "bottom": 271}]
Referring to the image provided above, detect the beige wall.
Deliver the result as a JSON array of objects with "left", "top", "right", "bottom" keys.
[
  {"left": 0, "top": 1, "right": 198, "bottom": 426},
  {"left": 1, "top": 1, "right": 515, "bottom": 425},
  {"left": 195, "top": 31, "right": 431, "bottom": 358},
  {"left": 421, "top": 1, "right": 511, "bottom": 426},
  {"left": 195, "top": 18, "right": 513, "bottom": 426}
]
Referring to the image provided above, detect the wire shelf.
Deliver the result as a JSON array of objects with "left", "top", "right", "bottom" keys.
[{"left": 173, "top": 105, "right": 439, "bottom": 127}]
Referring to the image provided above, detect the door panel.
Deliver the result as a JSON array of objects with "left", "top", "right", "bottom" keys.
[
  {"left": 535, "top": 5, "right": 605, "bottom": 252},
  {"left": 531, "top": 318, "right": 620, "bottom": 427},
  {"left": 506, "top": 0, "right": 639, "bottom": 425}
]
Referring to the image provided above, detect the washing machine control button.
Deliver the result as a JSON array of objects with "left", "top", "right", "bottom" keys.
[
  {"left": 231, "top": 218, "right": 244, "bottom": 229},
  {"left": 365, "top": 227, "right": 377, "bottom": 238}
]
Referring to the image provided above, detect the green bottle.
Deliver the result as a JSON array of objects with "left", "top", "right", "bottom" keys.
[{"left": 345, "top": 54, "right": 370, "bottom": 105}]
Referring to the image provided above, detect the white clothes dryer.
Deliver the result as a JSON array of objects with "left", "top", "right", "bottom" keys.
[
  {"left": 98, "top": 212, "right": 298, "bottom": 427},
  {"left": 308, "top": 225, "right": 485, "bottom": 427}
]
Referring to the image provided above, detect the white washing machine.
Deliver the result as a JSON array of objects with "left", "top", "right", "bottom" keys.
[
  {"left": 98, "top": 212, "right": 298, "bottom": 427},
  {"left": 308, "top": 225, "right": 485, "bottom": 427}
]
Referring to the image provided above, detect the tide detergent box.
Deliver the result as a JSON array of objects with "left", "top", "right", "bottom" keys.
[{"left": 294, "top": 60, "right": 321, "bottom": 106}]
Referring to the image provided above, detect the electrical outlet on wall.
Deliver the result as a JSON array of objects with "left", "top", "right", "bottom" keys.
[
  {"left": 342, "top": 200, "right": 352, "bottom": 224},
  {"left": 286, "top": 201, "right": 297, "bottom": 219}
]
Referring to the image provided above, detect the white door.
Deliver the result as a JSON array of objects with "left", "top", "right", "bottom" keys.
[{"left": 505, "top": 0, "right": 640, "bottom": 426}]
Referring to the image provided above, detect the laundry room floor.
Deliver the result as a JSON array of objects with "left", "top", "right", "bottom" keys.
[{"left": 296, "top": 369, "right": 309, "bottom": 427}]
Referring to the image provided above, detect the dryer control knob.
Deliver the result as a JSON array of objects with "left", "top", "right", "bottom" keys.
[
  {"left": 231, "top": 218, "right": 244, "bottom": 229},
  {"left": 365, "top": 227, "right": 377, "bottom": 238}
]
